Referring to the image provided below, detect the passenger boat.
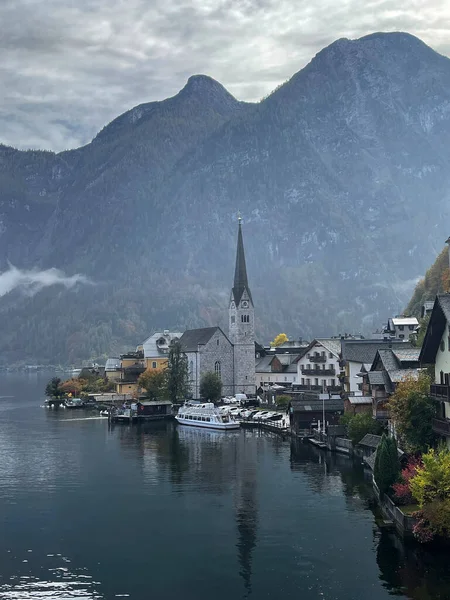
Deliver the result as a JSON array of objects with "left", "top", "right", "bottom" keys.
[{"left": 175, "top": 403, "right": 240, "bottom": 430}]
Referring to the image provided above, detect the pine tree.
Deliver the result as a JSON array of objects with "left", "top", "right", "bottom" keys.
[
  {"left": 374, "top": 434, "right": 401, "bottom": 496},
  {"left": 165, "top": 341, "right": 189, "bottom": 403}
]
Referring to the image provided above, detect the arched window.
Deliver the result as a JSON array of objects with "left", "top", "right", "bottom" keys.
[
  {"left": 215, "top": 361, "right": 221, "bottom": 379},
  {"left": 189, "top": 361, "right": 194, "bottom": 377}
]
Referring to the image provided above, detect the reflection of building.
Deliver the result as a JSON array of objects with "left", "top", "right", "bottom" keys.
[{"left": 234, "top": 432, "right": 258, "bottom": 595}]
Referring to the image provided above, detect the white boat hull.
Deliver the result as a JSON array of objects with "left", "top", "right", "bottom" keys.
[{"left": 175, "top": 416, "right": 240, "bottom": 430}]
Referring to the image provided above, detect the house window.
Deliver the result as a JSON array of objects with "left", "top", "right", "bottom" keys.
[
  {"left": 214, "top": 361, "right": 221, "bottom": 379},
  {"left": 284, "top": 376, "right": 287, "bottom": 382},
  {"left": 301, "top": 378, "right": 304, "bottom": 385},
  {"left": 321, "top": 351, "right": 325, "bottom": 357},
  {"left": 399, "top": 325, "right": 404, "bottom": 331},
  {"left": 152, "top": 361, "right": 157, "bottom": 369},
  {"left": 399, "top": 334, "right": 404, "bottom": 339},
  {"left": 293, "top": 377, "right": 296, "bottom": 382},
  {"left": 409, "top": 325, "right": 415, "bottom": 330},
  {"left": 322, "top": 364, "right": 326, "bottom": 370},
  {"left": 315, "top": 378, "right": 319, "bottom": 386},
  {"left": 306, "top": 379, "right": 310, "bottom": 386},
  {"left": 330, "top": 379, "right": 335, "bottom": 387},
  {"left": 268, "top": 376, "right": 271, "bottom": 381},
  {"left": 231, "top": 316, "right": 235, "bottom": 324},
  {"left": 329, "top": 352, "right": 333, "bottom": 359}
]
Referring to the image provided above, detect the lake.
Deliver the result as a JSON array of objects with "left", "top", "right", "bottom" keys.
[{"left": 1, "top": 373, "right": 450, "bottom": 599}]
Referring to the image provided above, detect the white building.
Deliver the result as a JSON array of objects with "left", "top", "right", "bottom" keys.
[
  {"left": 296, "top": 339, "right": 341, "bottom": 390},
  {"left": 385, "top": 317, "right": 419, "bottom": 340}
]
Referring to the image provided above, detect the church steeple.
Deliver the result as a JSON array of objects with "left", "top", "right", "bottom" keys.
[{"left": 232, "top": 216, "right": 253, "bottom": 305}]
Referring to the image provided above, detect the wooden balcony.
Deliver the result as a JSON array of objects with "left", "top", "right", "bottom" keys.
[
  {"left": 430, "top": 384, "right": 450, "bottom": 401},
  {"left": 432, "top": 418, "right": 450, "bottom": 436},
  {"left": 374, "top": 409, "right": 389, "bottom": 420},
  {"left": 301, "top": 367, "right": 336, "bottom": 376},
  {"left": 309, "top": 354, "right": 326, "bottom": 363}
]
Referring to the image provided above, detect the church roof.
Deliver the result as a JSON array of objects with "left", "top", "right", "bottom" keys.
[
  {"left": 232, "top": 221, "right": 253, "bottom": 305},
  {"left": 179, "top": 327, "right": 226, "bottom": 352}
]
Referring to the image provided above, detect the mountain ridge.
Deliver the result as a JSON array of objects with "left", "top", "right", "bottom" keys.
[{"left": 1, "top": 31, "right": 450, "bottom": 364}]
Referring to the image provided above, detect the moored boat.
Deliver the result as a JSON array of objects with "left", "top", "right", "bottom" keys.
[{"left": 175, "top": 403, "right": 240, "bottom": 430}]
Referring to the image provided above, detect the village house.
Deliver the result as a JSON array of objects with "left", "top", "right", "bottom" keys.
[
  {"left": 105, "top": 357, "right": 121, "bottom": 382},
  {"left": 363, "top": 346, "right": 421, "bottom": 421},
  {"left": 138, "top": 330, "right": 183, "bottom": 371},
  {"left": 255, "top": 353, "right": 301, "bottom": 389},
  {"left": 340, "top": 338, "right": 414, "bottom": 397},
  {"left": 295, "top": 339, "right": 341, "bottom": 392},
  {"left": 384, "top": 316, "right": 419, "bottom": 340},
  {"left": 114, "top": 350, "right": 146, "bottom": 395},
  {"left": 419, "top": 294, "right": 450, "bottom": 447}
]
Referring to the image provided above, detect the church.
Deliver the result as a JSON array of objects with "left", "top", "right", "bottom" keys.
[{"left": 179, "top": 218, "right": 256, "bottom": 398}]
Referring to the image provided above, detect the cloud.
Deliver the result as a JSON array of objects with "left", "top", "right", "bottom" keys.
[
  {"left": 1, "top": 0, "right": 450, "bottom": 151},
  {"left": 0, "top": 264, "right": 91, "bottom": 298}
]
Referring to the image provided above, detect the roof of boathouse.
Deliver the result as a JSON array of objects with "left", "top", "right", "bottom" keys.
[
  {"left": 291, "top": 399, "right": 344, "bottom": 412},
  {"left": 358, "top": 434, "right": 382, "bottom": 448}
]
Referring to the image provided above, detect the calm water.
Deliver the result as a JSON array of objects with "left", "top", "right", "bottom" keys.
[{"left": 1, "top": 374, "right": 450, "bottom": 600}]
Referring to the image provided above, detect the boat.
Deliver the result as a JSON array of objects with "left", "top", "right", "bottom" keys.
[
  {"left": 64, "top": 398, "right": 85, "bottom": 409},
  {"left": 175, "top": 402, "right": 240, "bottom": 430},
  {"left": 99, "top": 410, "right": 109, "bottom": 417}
]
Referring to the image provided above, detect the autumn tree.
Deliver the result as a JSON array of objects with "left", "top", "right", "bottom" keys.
[
  {"left": 138, "top": 369, "right": 166, "bottom": 400},
  {"left": 60, "top": 378, "right": 86, "bottom": 396},
  {"left": 387, "top": 373, "right": 435, "bottom": 453},
  {"left": 165, "top": 340, "right": 189, "bottom": 403},
  {"left": 270, "top": 333, "right": 289, "bottom": 347},
  {"left": 200, "top": 372, "right": 222, "bottom": 403}
]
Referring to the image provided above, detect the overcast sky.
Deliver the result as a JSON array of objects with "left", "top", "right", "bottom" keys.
[{"left": 1, "top": 0, "right": 450, "bottom": 152}]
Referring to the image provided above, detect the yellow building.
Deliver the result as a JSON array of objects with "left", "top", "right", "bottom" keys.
[{"left": 141, "top": 330, "right": 183, "bottom": 370}]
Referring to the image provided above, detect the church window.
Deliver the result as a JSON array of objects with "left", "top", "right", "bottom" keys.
[
  {"left": 214, "top": 361, "right": 221, "bottom": 379},
  {"left": 241, "top": 314, "right": 250, "bottom": 323},
  {"left": 189, "top": 361, "right": 194, "bottom": 377},
  {"left": 217, "top": 338, "right": 219, "bottom": 346},
  {"left": 231, "top": 316, "right": 235, "bottom": 324}
]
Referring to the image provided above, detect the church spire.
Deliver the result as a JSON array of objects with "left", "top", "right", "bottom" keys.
[{"left": 232, "top": 216, "right": 252, "bottom": 305}]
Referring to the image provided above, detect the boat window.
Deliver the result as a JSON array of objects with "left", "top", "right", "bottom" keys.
[{"left": 206, "top": 417, "right": 210, "bottom": 422}]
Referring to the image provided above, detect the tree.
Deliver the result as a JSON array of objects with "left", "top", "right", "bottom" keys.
[
  {"left": 276, "top": 394, "right": 291, "bottom": 408},
  {"left": 374, "top": 434, "right": 400, "bottom": 496},
  {"left": 165, "top": 340, "right": 189, "bottom": 403},
  {"left": 270, "top": 333, "right": 289, "bottom": 347},
  {"left": 45, "top": 377, "right": 62, "bottom": 398},
  {"left": 347, "top": 413, "right": 383, "bottom": 446},
  {"left": 410, "top": 447, "right": 450, "bottom": 508},
  {"left": 60, "top": 378, "right": 85, "bottom": 396},
  {"left": 388, "top": 373, "right": 435, "bottom": 453},
  {"left": 392, "top": 456, "right": 423, "bottom": 505},
  {"left": 138, "top": 369, "right": 167, "bottom": 400},
  {"left": 200, "top": 372, "right": 222, "bottom": 402}
]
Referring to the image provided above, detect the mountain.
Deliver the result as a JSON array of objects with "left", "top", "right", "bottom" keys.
[
  {"left": 2, "top": 32, "right": 450, "bottom": 364},
  {"left": 406, "top": 247, "right": 450, "bottom": 317}
]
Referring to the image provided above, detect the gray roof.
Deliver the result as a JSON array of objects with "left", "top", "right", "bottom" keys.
[
  {"left": 179, "top": 327, "right": 229, "bottom": 352},
  {"left": 368, "top": 371, "right": 385, "bottom": 385},
  {"left": 142, "top": 331, "right": 183, "bottom": 358},
  {"left": 286, "top": 361, "right": 298, "bottom": 373},
  {"left": 420, "top": 294, "right": 450, "bottom": 363},
  {"left": 388, "top": 369, "right": 420, "bottom": 383},
  {"left": 105, "top": 357, "right": 121, "bottom": 371},
  {"left": 358, "top": 434, "right": 382, "bottom": 448},
  {"left": 316, "top": 338, "right": 342, "bottom": 357},
  {"left": 255, "top": 355, "right": 275, "bottom": 373},
  {"left": 377, "top": 349, "right": 400, "bottom": 372},
  {"left": 232, "top": 221, "right": 252, "bottom": 305},
  {"left": 392, "top": 348, "right": 421, "bottom": 362},
  {"left": 291, "top": 399, "right": 344, "bottom": 412},
  {"left": 341, "top": 339, "right": 412, "bottom": 364},
  {"left": 138, "top": 400, "right": 172, "bottom": 406},
  {"left": 347, "top": 396, "right": 372, "bottom": 405}
]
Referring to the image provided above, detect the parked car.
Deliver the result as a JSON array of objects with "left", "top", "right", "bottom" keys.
[
  {"left": 253, "top": 411, "right": 269, "bottom": 420},
  {"left": 260, "top": 411, "right": 277, "bottom": 420}
]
